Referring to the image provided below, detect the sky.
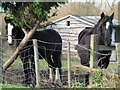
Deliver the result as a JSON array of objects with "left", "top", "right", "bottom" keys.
[
  {"left": 0, "top": 0, "right": 119, "bottom": 2},
  {"left": 69, "top": 0, "right": 120, "bottom": 3},
  {"left": 68, "top": 0, "right": 120, "bottom": 8},
  {"left": 0, "top": 0, "right": 120, "bottom": 12}
]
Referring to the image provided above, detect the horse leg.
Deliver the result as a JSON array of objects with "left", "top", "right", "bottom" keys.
[
  {"left": 21, "top": 58, "right": 31, "bottom": 86},
  {"left": 46, "top": 56, "right": 55, "bottom": 82},
  {"left": 52, "top": 51, "right": 62, "bottom": 86},
  {"left": 82, "top": 63, "right": 89, "bottom": 86},
  {"left": 84, "top": 73, "right": 89, "bottom": 86},
  {"left": 79, "top": 52, "right": 90, "bottom": 86},
  {"left": 49, "top": 68, "right": 54, "bottom": 81}
]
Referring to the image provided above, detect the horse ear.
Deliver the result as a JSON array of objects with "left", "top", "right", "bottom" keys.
[
  {"left": 101, "top": 12, "right": 105, "bottom": 19},
  {"left": 4, "top": 17, "right": 11, "bottom": 23},
  {"left": 4, "top": 17, "right": 8, "bottom": 23},
  {"left": 110, "top": 12, "right": 114, "bottom": 20}
]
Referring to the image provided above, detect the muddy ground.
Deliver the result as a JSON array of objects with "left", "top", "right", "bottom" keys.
[{"left": 3, "top": 68, "right": 85, "bottom": 88}]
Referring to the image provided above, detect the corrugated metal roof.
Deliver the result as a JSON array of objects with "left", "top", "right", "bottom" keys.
[
  {"left": 53, "top": 15, "right": 120, "bottom": 27},
  {"left": 74, "top": 15, "right": 99, "bottom": 25},
  {"left": 78, "top": 16, "right": 120, "bottom": 26}
]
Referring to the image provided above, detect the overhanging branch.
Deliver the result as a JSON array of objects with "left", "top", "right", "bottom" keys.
[{"left": 3, "top": 21, "right": 40, "bottom": 71}]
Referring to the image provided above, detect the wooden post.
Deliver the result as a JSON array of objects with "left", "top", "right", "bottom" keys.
[
  {"left": 90, "top": 34, "right": 98, "bottom": 85},
  {"left": 90, "top": 34, "right": 98, "bottom": 68},
  {"left": 33, "top": 39, "right": 40, "bottom": 88},
  {"left": 115, "top": 43, "right": 120, "bottom": 88},
  {"left": 67, "top": 42, "right": 71, "bottom": 88},
  {"left": 0, "top": 36, "right": 3, "bottom": 84}
]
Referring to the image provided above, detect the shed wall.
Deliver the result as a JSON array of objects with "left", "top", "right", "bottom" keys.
[{"left": 47, "top": 17, "right": 91, "bottom": 57}]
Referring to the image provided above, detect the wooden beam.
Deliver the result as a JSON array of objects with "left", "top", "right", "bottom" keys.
[
  {"left": 75, "top": 45, "right": 115, "bottom": 51},
  {"left": 98, "top": 45, "right": 115, "bottom": 51},
  {"left": 75, "top": 64, "right": 119, "bottom": 79},
  {"left": 115, "top": 43, "right": 120, "bottom": 77}
]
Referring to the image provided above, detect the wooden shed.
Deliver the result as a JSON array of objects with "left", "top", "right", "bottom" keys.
[{"left": 47, "top": 15, "right": 120, "bottom": 60}]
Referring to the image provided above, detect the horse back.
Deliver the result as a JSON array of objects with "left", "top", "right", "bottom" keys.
[
  {"left": 78, "top": 29, "right": 91, "bottom": 45},
  {"left": 33, "top": 29, "right": 62, "bottom": 44}
]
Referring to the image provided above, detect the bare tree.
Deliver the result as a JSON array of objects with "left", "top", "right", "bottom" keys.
[{"left": 107, "top": 0, "right": 116, "bottom": 11}]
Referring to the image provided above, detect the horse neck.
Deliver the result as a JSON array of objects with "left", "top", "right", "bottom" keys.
[
  {"left": 91, "top": 20, "right": 104, "bottom": 44},
  {"left": 14, "top": 27, "right": 25, "bottom": 40},
  {"left": 14, "top": 27, "right": 25, "bottom": 47},
  {"left": 92, "top": 17, "right": 105, "bottom": 34}
]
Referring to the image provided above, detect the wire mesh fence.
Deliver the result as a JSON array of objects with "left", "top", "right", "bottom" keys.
[{"left": 0, "top": 36, "right": 119, "bottom": 88}]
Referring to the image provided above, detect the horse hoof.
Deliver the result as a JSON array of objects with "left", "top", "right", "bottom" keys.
[
  {"left": 22, "top": 81, "right": 34, "bottom": 87},
  {"left": 22, "top": 83, "right": 30, "bottom": 87},
  {"left": 54, "top": 79, "right": 63, "bottom": 87},
  {"left": 48, "top": 79, "right": 54, "bottom": 85}
]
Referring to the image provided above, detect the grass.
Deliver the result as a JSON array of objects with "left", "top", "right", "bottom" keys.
[
  {"left": 2, "top": 49, "right": 117, "bottom": 88},
  {"left": 4, "top": 56, "right": 80, "bottom": 71},
  {"left": 0, "top": 84, "right": 29, "bottom": 88},
  {"left": 108, "top": 62, "right": 117, "bottom": 69},
  {"left": 3, "top": 47, "right": 117, "bottom": 71},
  {"left": 0, "top": 58, "right": 116, "bottom": 88},
  {"left": 4, "top": 55, "right": 117, "bottom": 71}
]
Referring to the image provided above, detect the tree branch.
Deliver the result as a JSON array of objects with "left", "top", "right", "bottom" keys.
[{"left": 22, "top": 16, "right": 32, "bottom": 30}]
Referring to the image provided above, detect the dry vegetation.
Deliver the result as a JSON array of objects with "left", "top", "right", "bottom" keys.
[
  {"left": 1, "top": 1, "right": 120, "bottom": 34},
  {"left": 48, "top": 1, "right": 120, "bottom": 22}
]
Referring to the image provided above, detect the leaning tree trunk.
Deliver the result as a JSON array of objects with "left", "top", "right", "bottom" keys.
[{"left": 3, "top": 21, "right": 40, "bottom": 71}]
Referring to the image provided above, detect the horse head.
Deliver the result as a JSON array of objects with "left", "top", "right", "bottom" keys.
[
  {"left": 4, "top": 17, "right": 25, "bottom": 45},
  {"left": 98, "top": 12, "right": 114, "bottom": 46}
]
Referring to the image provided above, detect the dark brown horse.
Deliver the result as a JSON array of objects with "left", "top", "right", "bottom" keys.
[{"left": 78, "top": 12, "right": 114, "bottom": 86}]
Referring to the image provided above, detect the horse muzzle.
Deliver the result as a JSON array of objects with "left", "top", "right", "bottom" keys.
[
  {"left": 9, "top": 43, "right": 13, "bottom": 46},
  {"left": 105, "top": 41, "right": 111, "bottom": 46},
  {"left": 7, "top": 35, "right": 13, "bottom": 45}
]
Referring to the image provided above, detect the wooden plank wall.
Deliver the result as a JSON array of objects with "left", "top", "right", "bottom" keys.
[{"left": 47, "top": 16, "right": 91, "bottom": 58}]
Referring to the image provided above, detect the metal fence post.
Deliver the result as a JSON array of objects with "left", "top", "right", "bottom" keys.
[
  {"left": 67, "top": 42, "right": 71, "bottom": 88},
  {"left": 33, "top": 39, "right": 40, "bottom": 88}
]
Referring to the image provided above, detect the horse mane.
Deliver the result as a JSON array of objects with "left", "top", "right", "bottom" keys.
[
  {"left": 78, "top": 28, "right": 92, "bottom": 44},
  {"left": 78, "top": 17, "right": 103, "bottom": 44},
  {"left": 91, "top": 17, "right": 103, "bottom": 34}
]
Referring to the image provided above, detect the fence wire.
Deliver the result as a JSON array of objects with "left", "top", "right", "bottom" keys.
[{"left": 0, "top": 37, "right": 119, "bottom": 88}]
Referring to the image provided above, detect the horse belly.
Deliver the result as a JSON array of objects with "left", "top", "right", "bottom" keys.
[
  {"left": 98, "top": 51, "right": 111, "bottom": 69},
  {"left": 78, "top": 50, "right": 90, "bottom": 67},
  {"left": 38, "top": 45, "right": 55, "bottom": 59}
]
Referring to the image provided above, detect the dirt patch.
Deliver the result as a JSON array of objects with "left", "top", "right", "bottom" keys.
[{"left": 3, "top": 68, "right": 85, "bottom": 88}]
